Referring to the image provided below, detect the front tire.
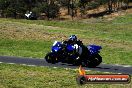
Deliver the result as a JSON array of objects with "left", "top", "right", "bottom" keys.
[{"left": 45, "top": 52, "right": 58, "bottom": 64}]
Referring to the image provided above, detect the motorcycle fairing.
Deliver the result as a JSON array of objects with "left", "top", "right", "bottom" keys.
[
  {"left": 87, "top": 45, "right": 102, "bottom": 55},
  {"left": 66, "top": 44, "right": 75, "bottom": 52},
  {"left": 52, "top": 46, "right": 61, "bottom": 52},
  {"left": 52, "top": 41, "right": 62, "bottom": 52}
]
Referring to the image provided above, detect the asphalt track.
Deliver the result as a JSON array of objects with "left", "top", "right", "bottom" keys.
[{"left": 0, "top": 56, "right": 132, "bottom": 74}]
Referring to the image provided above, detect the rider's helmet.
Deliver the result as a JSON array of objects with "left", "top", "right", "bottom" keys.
[{"left": 69, "top": 35, "right": 77, "bottom": 42}]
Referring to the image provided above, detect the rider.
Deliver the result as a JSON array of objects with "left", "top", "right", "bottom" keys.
[
  {"left": 63, "top": 35, "right": 83, "bottom": 46},
  {"left": 62, "top": 35, "right": 84, "bottom": 57},
  {"left": 63, "top": 35, "right": 90, "bottom": 62}
]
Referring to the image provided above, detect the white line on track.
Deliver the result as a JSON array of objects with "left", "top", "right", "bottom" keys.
[
  {"left": 53, "top": 67, "right": 57, "bottom": 68},
  {"left": 104, "top": 72, "right": 110, "bottom": 73},
  {"left": 103, "top": 63, "right": 132, "bottom": 67},
  {"left": 26, "top": 65, "right": 36, "bottom": 67},
  {"left": 8, "top": 63, "right": 15, "bottom": 64},
  {"left": 122, "top": 65, "right": 132, "bottom": 67},
  {"left": 21, "top": 64, "right": 28, "bottom": 66}
]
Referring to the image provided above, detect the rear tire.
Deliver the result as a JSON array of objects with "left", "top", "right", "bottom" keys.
[
  {"left": 85, "top": 54, "right": 102, "bottom": 68},
  {"left": 94, "top": 54, "right": 102, "bottom": 66}
]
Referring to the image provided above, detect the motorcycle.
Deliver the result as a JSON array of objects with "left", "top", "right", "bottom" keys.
[
  {"left": 45, "top": 41, "right": 102, "bottom": 68},
  {"left": 25, "top": 11, "right": 37, "bottom": 20}
]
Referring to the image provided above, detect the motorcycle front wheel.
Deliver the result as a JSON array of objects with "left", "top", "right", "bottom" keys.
[{"left": 45, "top": 52, "right": 58, "bottom": 64}]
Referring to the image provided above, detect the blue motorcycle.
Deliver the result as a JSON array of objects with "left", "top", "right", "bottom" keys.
[{"left": 45, "top": 41, "right": 102, "bottom": 67}]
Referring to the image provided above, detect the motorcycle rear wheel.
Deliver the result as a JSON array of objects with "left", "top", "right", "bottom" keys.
[
  {"left": 85, "top": 54, "right": 102, "bottom": 68},
  {"left": 94, "top": 54, "right": 102, "bottom": 66}
]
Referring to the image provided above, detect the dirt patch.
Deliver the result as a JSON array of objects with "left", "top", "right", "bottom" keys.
[
  {"left": 59, "top": 4, "right": 132, "bottom": 21},
  {"left": 0, "top": 22, "right": 67, "bottom": 41}
]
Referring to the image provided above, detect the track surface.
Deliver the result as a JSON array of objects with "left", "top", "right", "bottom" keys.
[{"left": 0, "top": 56, "right": 132, "bottom": 74}]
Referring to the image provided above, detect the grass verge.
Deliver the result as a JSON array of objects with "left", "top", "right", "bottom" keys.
[{"left": 0, "top": 63, "right": 131, "bottom": 88}]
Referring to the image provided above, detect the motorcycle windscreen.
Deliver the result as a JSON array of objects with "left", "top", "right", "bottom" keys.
[
  {"left": 87, "top": 45, "right": 102, "bottom": 54},
  {"left": 53, "top": 41, "right": 62, "bottom": 47}
]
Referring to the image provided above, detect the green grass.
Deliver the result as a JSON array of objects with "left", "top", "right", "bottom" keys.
[
  {"left": 0, "top": 14, "right": 132, "bottom": 65},
  {"left": 0, "top": 63, "right": 131, "bottom": 88},
  {"left": 0, "top": 14, "right": 132, "bottom": 88},
  {"left": 0, "top": 39, "right": 52, "bottom": 58},
  {"left": 112, "top": 14, "right": 132, "bottom": 24}
]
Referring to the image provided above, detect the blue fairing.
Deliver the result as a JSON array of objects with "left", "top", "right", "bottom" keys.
[
  {"left": 66, "top": 44, "right": 75, "bottom": 52},
  {"left": 52, "top": 41, "right": 62, "bottom": 52},
  {"left": 88, "top": 44, "right": 102, "bottom": 55},
  {"left": 52, "top": 46, "right": 61, "bottom": 52}
]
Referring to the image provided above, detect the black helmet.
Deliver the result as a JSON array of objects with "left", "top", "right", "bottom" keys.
[{"left": 69, "top": 35, "right": 77, "bottom": 42}]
